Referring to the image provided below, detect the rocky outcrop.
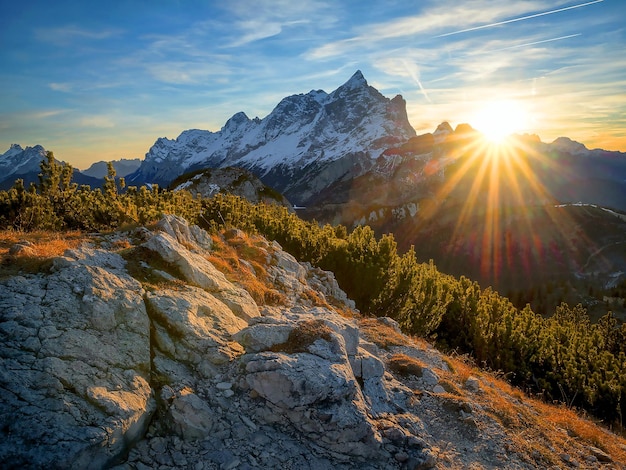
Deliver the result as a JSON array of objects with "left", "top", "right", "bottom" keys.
[
  {"left": 170, "top": 167, "right": 292, "bottom": 208},
  {"left": 1, "top": 215, "right": 623, "bottom": 469},
  {"left": 0, "top": 247, "right": 153, "bottom": 468}
]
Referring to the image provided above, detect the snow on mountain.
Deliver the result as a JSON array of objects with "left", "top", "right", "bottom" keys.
[
  {"left": 550, "top": 137, "right": 590, "bottom": 157},
  {"left": 0, "top": 144, "right": 48, "bottom": 181},
  {"left": 127, "top": 70, "right": 416, "bottom": 204}
]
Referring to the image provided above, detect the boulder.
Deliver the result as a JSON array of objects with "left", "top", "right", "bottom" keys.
[
  {"left": 146, "top": 286, "right": 247, "bottom": 378},
  {"left": 143, "top": 232, "right": 259, "bottom": 322},
  {"left": 0, "top": 249, "right": 154, "bottom": 468},
  {"left": 155, "top": 214, "right": 213, "bottom": 251},
  {"left": 244, "top": 351, "right": 382, "bottom": 458}
]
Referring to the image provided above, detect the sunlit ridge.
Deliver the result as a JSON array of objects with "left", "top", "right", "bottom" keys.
[{"left": 429, "top": 133, "right": 594, "bottom": 283}]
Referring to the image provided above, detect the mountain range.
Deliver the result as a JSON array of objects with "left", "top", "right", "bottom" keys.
[
  {"left": 126, "top": 71, "right": 416, "bottom": 204},
  {"left": 2, "top": 70, "right": 626, "bottom": 315}
]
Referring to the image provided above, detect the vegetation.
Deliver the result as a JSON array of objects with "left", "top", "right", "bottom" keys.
[
  {"left": 0, "top": 152, "right": 202, "bottom": 232},
  {"left": 200, "top": 192, "right": 626, "bottom": 429},
  {"left": 1, "top": 154, "right": 624, "bottom": 430}
]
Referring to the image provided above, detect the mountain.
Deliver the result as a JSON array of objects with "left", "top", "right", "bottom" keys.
[
  {"left": 0, "top": 144, "right": 101, "bottom": 190},
  {"left": 127, "top": 71, "right": 416, "bottom": 204},
  {"left": 0, "top": 144, "right": 48, "bottom": 183},
  {"left": 2, "top": 215, "right": 624, "bottom": 468},
  {"left": 302, "top": 124, "right": 626, "bottom": 318},
  {"left": 169, "top": 166, "right": 292, "bottom": 208},
  {"left": 81, "top": 158, "right": 141, "bottom": 178}
]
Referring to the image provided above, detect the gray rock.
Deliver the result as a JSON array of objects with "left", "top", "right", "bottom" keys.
[
  {"left": 0, "top": 249, "right": 155, "bottom": 468},
  {"left": 233, "top": 322, "right": 293, "bottom": 353},
  {"left": 588, "top": 445, "right": 612, "bottom": 463},
  {"left": 421, "top": 367, "right": 440, "bottom": 386},
  {"left": 167, "top": 389, "right": 214, "bottom": 440},
  {"left": 143, "top": 232, "right": 260, "bottom": 322},
  {"left": 146, "top": 286, "right": 247, "bottom": 374},
  {"left": 8, "top": 242, "right": 35, "bottom": 256},
  {"left": 155, "top": 214, "right": 213, "bottom": 251},
  {"left": 465, "top": 376, "right": 481, "bottom": 393}
]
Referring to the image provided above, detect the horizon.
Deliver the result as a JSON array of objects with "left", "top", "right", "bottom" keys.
[{"left": 1, "top": 0, "right": 625, "bottom": 169}]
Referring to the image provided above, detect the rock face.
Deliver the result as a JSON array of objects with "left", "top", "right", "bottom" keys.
[
  {"left": 126, "top": 71, "right": 417, "bottom": 205},
  {"left": 0, "top": 247, "right": 153, "bottom": 468},
  {"left": 170, "top": 167, "right": 292, "bottom": 208},
  {"left": 1, "top": 215, "right": 623, "bottom": 469}
]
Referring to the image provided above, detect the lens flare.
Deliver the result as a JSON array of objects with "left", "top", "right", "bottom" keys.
[
  {"left": 472, "top": 100, "right": 530, "bottom": 144},
  {"left": 425, "top": 132, "right": 592, "bottom": 284}
]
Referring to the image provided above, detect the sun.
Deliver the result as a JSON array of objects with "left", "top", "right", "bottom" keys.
[{"left": 472, "top": 100, "right": 530, "bottom": 144}]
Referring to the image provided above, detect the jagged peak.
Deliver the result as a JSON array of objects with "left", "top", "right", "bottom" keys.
[
  {"left": 336, "top": 70, "right": 368, "bottom": 92},
  {"left": 434, "top": 122, "right": 453, "bottom": 135},
  {"left": 223, "top": 111, "right": 251, "bottom": 130}
]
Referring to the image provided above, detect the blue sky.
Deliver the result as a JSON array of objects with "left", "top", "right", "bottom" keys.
[{"left": 1, "top": 0, "right": 624, "bottom": 168}]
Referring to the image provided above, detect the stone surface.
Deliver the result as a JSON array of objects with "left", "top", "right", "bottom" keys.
[
  {"left": 1, "top": 215, "right": 622, "bottom": 470},
  {"left": 0, "top": 248, "right": 154, "bottom": 468}
]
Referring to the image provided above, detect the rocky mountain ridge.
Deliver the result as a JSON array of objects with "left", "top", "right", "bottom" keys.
[
  {"left": 126, "top": 71, "right": 416, "bottom": 204},
  {"left": 1, "top": 215, "right": 625, "bottom": 469}
]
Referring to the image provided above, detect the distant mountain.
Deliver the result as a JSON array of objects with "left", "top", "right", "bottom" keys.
[
  {"left": 301, "top": 124, "right": 626, "bottom": 318},
  {"left": 0, "top": 144, "right": 48, "bottom": 183},
  {"left": 0, "top": 144, "right": 101, "bottom": 190},
  {"left": 82, "top": 158, "right": 141, "bottom": 178},
  {"left": 127, "top": 71, "right": 416, "bottom": 204},
  {"left": 169, "top": 167, "right": 292, "bottom": 208}
]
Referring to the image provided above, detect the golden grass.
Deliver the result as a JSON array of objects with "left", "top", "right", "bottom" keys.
[
  {"left": 359, "top": 318, "right": 409, "bottom": 349},
  {"left": 0, "top": 230, "right": 86, "bottom": 277},
  {"left": 387, "top": 353, "right": 427, "bottom": 378},
  {"left": 270, "top": 319, "right": 334, "bottom": 354},
  {"left": 207, "top": 233, "right": 287, "bottom": 306},
  {"left": 439, "top": 350, "right": 626, "bottom": 466}
]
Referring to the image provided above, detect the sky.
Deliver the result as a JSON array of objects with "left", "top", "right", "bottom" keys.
[{"left": 1, "top": 0, "right": 625, "bottom": 169}]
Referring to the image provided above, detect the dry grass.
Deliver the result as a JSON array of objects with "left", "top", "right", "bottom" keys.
[
  {"left": 359, "top": 318, "right": 409, "bottom": 349},
  {"left": 207, "top": 233, "right": 287, "bottom": 306},
  {"left": 270, "top": 319, "right": 334, "bottom": 354},
  {"left": 0, "top": 230, "right": 85, "bottom": 277},
  {"left": 438, "top": 351, "right": 626, "bottom": 466},
  {"left": 387, "top": 353, "right": 427, "bottom": 378}
]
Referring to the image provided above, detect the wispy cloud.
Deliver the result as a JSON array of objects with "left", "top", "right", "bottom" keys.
[
  {"left": 435, "top": 0, "right": 603, "bottom": 38},
  {"left": 49, "top": 82, "right": 73, "bottom": 93},
  {"left": 79, "top": 115, "right": 116, "bottom": 129},
  {"left": 474, "top": 34, "right": 582, "bottom": 54},
  {"left": 221, "top": 0, "right": 336, "bottom": 47},
  {"left": 35, "top": 26, "right": 123, "bottom": 46},
  {"left": 306, "top": 1, "right": 557, "bottom": 60}
]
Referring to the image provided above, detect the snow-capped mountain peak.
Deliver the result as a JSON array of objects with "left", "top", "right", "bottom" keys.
[
  {"left": 0, "top": 144, "right": 47, "bottom": 179},
  {"left": 127, "top": 71, "right": 417, "bottom": 204}
]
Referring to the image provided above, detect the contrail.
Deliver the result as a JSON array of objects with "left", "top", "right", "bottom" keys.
[
  {"left": 435, "top": 0, "right": 603, "bottom": 38},
  {"left": 480, "top": 33, "right": 582, "bottom": 53}
]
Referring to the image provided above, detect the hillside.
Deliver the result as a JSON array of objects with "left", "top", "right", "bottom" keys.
[
  {"left": 302, "top": 127, "right": 626, "bottom": 318},
  {"left": 1, "top": 216, "right": 625, "bottom": 469}
]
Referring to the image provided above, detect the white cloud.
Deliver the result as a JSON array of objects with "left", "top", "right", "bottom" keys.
[
  {"left": 49, "top": 82, "right": 73, "bottom": 93},
  {"left": 306, "top": 0, "right": 559, "bottom": 59},
  {"left": 79, "top": 115, "right": 116, "bottom": 128},
  {"left": 35, "top": 26, "right": 123, "bottom": 46}
]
